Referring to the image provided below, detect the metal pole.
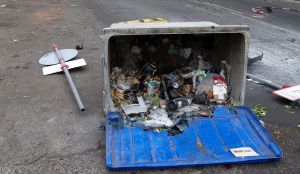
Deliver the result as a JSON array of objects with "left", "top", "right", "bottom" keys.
[
  {"left": 53, "top": 44, "right": 85, "bottom": 111},
  {"left": 246, "top": 73, "right": 282, "bottom": 89},
  {"left": 246, "top": 73, "right": 300, "bottom": 106}
]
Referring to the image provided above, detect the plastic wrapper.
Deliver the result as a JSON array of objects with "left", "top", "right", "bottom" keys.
[
  {"left": 144, "top": 109, "right": 173, "bottom": 128},
  {"left": 144, "top": 76, "right": 161, "bottom": 97}
]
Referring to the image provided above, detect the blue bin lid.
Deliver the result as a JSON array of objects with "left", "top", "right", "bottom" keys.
[{"left": 106, "top": 105, "right": 282, "bottom": 170}]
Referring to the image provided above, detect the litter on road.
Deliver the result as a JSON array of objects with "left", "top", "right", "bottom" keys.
[
  {"left": 39, "top": 44, "right": 86, "bottom": 111},
  {"left": 246, "top": 73, "right": 300, "bottom": 106},
  {"left": 251, "top": 104, "right": 267, "bottom": 118},
  {"left": 252, "top": 6, "right": 300, "bottom": 15}
]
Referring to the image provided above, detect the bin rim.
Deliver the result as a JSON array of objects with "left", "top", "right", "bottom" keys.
[{"left": 103, "top": 22, "right": 250, "bottom": 35}]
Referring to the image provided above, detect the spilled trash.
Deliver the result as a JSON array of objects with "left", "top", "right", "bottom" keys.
[
  {"left": 251, "top": 104, "right": 267, "bottom": 118},
  {"left": 109, "top": 36, "right": 235, "bottom": 134},
  {"left": 252, "top": 6, "right": 300, "bottom": 15},
  {"left": 283, "top": 103, "right": 297, "bottom": 114}
]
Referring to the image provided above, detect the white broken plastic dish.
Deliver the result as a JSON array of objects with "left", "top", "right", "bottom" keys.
[
  {"left": 39, "top": 49, "right": 78, "bottom": 65},
  {"left": 121, "top": 97, "right": 147, "bottom": 115}
]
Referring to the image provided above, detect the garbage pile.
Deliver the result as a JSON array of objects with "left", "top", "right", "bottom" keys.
[{"left": 110, "top": 44, "right": 232, "bottom": 134}]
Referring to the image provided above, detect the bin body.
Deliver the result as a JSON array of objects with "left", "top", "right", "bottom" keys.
[
  {"left": 100, "top": 22, "right": 282, "bottom": 170},
  {"left": 101, "top": 22, "right": 249, "bottom": 113}
]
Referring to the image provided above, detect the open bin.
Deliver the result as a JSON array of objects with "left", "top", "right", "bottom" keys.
[{"left": 100, "top": 22, "right": 282, "bottom": 170}]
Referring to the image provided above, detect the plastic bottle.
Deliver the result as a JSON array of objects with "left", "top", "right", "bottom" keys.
[{"left": 166, "top": 98, "right": 192, "bottom": 112}]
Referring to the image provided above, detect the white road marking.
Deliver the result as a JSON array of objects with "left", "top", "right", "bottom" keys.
[{"left": 185, "top": 4, "right": 224, "bottom": 17}]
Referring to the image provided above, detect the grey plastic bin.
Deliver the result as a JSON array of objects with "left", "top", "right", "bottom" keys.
[{"left": 100, "top": 22, "right": 249, "bottom": 113}]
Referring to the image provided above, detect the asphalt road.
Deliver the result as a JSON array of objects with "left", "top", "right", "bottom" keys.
[
  {"left": 87, "top": 0, "right": 300, "bottom": 86},
  {"left": 0, "top": 0, "right": 299, "bottom": 173},
  {"left": 84, "top": 0, "right": 300, "bottom": 172}
]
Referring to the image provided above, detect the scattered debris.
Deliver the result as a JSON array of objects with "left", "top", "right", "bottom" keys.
[
  {"left": 121, "top": 97, "right": 147, "bottom": 115},
  {"left": 284, "top": 103, "right": 297, "bottom": 113},
  {"left": 273, "top": 130, "right": 282, "bottom": 139},
  {"left": 75, "top": 44, "right": 83, "bottom": 50},
  {"left": 0, "top": 5, "right": 6, "bottom": 8},
  {"left": 248, "top": 53, "right": 263, "bottom": 66},
  {"left": 252, "top": 7, "right": 300, "bottom": 15},
  {"left": 284, "top": 104, "right": 293, "bottom": 110},
  {"left": 251, "top": 104, "right": 267, "bottom": 118}
]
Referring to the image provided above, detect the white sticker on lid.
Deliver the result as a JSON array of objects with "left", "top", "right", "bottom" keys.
[{"left": 230, "top": 147, "right": 259, "bottom": 157}]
